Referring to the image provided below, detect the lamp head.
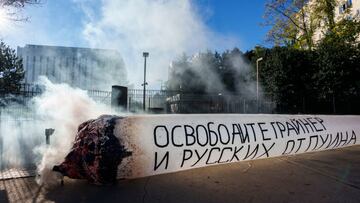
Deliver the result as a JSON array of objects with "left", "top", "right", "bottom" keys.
[{"left": 257, "top": 57, "right": 263, "bottom": 62}]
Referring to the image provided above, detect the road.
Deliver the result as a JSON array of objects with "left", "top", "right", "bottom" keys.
[{"left": 0, "top": 145, "right": 359, "bottom": 203}]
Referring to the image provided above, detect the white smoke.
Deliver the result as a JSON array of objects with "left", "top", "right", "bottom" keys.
[
  {"left": 0, "top": 0, "right": 267, "bottom": 187},
  {"left": 228, "top": 52, "right": 261, "bottom": 99},
  {"left": 76, "top": 0, "right": 238, "bottom": 89},
  {"left": 34, "top": 77, "right": 115, "bottom": 186},
  {"left": 0, "top": 106, "right": 43, "bottom": 168},
  {"left": 168, "top": 50, "right": 262, "bottom": 101},
  {"left": 0, "top": 77, "right": 114, "bottom": 186}
]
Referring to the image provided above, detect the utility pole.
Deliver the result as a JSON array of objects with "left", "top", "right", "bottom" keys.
[
  {"left": 142, "top": 52, "right": 149, "bottom": 111},
  {"left": 256, "top": 57, "right": 263, "bottom": 113}
]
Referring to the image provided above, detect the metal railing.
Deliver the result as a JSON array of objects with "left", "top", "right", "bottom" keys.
[
  {"left": 127, "top": 89, "right": 276, "bottom": 114},
  {"left": 4, "top": 84, "right": 357, "bottom": 115},
  {"left": 87, "top": 89, "right": 112, "bottom": 105}
]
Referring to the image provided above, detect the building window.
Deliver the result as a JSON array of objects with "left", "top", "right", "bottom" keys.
[{"left": 340, "top": 0, "right": 353, "bottom": 14}]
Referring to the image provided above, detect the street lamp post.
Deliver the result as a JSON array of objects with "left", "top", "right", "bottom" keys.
[
  {"left": 142, "top": 52, "right": 149, "bottom": 111},
  {"left": 256, "top": 57, "right": 263, "bottom": 112}
]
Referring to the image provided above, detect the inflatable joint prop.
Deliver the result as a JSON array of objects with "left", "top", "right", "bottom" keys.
[{"left": 53, "top": 114, "right": 360, "bottom": 185}]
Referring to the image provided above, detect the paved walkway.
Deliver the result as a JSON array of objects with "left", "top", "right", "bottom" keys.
[
  {"left": 0, "top": 146, "right": 360, "bottom": 203},
  {"left": 0, "top": 167, "right": 36, "bottom": 181}
]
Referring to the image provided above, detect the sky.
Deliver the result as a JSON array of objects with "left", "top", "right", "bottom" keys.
[
  {"left": 0, "top": 0, "right": 270, "bottom": 88},
  {"left": 199, "top": 0, "right": 269, "bottom": 51},
  {"left": 1, "top": 0, "right": 269, "bottom": 51}
]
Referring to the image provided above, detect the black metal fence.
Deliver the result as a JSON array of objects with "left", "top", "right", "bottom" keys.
[
  {"left": 275, "top": 97, "right": 360, "bottom": 115},
  {"left": 87, "top": 89, "right": 112, "bottom": 106},
  {"left": 0, "top": 84, "right": 113, "bottom": 122},
  {"left": 128, "top": 89, "right": 174, "bottom": 113},
  {"left": 127, "top": 89, "right": 275, "bottom": 114},
  {"left": 2, "top": 83, "right": 358, "bottom": 116}
]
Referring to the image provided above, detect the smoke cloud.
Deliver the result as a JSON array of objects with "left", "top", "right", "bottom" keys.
[
  {"left": 0, "top": 0, "right": 268, "bottom": 187},
  {"left": 0, "top": 77, "right": 114, "bottom": 186},
  {"left": 76, "top": 0, "right": 238, "bottom": 89},
  {"left": 168, "top": 50, "right": 262, "bottom": 100},
  {"left": 34, "top": 77, "right": 114, "bottom": 185}
]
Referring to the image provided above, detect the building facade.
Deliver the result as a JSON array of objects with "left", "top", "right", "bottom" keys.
[
  {"left": 17, "top": 44, "right": 127, "bottom": 90},
  {"left": 312, "top": 0, "right": 360, "bottom": 43}
]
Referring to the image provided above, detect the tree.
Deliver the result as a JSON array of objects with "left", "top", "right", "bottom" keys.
[
  {"left": 166, "top": 53, "right": 205, "bottom": 93},
  {"left": 219, "top": 48, "right": 257, "bottom": 97},
  {"left": 264, "top": 0, "right": 318, "bottom": 49},
  {"left": 167, "top": 51, "right": 222, "bottom": 94},
  {"left": 312, "top": 0, "right": 337, "bottom": 32},
  {"left": 265, "top": 0, "right": 360, "bottom": 49},
  {"left": 251, "top": 46, "right": 317, "bottom": 113},
  {"left": 246, "top": 42, "right": 360, "bottom": 114},
  {"left": 167, "top": 49, "right": 255, "bottom": 96},
  {"left": 322, "top": 18, "right": 360, "bottom": 45},
  {"left": 313, "top": 39, "right": 360, "bottom": 113},
  {"left": 0, "top": 0, "right": 41, "bottom": 21},
  {"left": 0, "top": 0, "right": 40, "bottom": 7},
  {"left": 0, "top": 41, "right": 24, "bottom": 95}
]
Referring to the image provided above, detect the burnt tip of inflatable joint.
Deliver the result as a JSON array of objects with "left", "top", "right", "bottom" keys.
[{"left": 52, "top": 165, "right": 65, "bottom": 175}]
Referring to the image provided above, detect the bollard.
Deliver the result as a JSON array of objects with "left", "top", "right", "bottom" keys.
[
  {"left": 111, "top": 86, "right": 128, "bottom": 111},
  {"left": 53, "top": 114, "right": 360, "bottom": 184},
  {"left": 45, "top": 128, "right": 55, "bottom": 145}
]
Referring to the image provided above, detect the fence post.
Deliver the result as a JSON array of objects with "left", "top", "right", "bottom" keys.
[
  {"left": 332, "top": 94, "right": 336, "bottom": 114},
  {"left": 128, "top": 97, "right": 132, "bottom": 112},
  {"left": 243, "top": 99, "right": 246, "bottom": 113}
]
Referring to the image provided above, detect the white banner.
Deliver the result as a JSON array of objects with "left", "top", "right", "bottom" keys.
[{"left": 114, "top": 114, "right": 360, "bottom": 179}]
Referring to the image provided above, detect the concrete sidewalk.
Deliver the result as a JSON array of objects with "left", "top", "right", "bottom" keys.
[{"left": 1, "top": 146, "right": 360, "bottom": 203}]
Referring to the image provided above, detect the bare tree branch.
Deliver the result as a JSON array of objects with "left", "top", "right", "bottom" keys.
[
  {"left": 264, "top": 0, "right": 317, "bottom": 49},
  {"left": 0, "top": 0, "right": 41, "bottom": 8},
  {"left": 0, "top": 0, "right": 41, "bottom": 22},
  {"left": 268, "top": 4, "right": 302, "bottom": 30}
]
